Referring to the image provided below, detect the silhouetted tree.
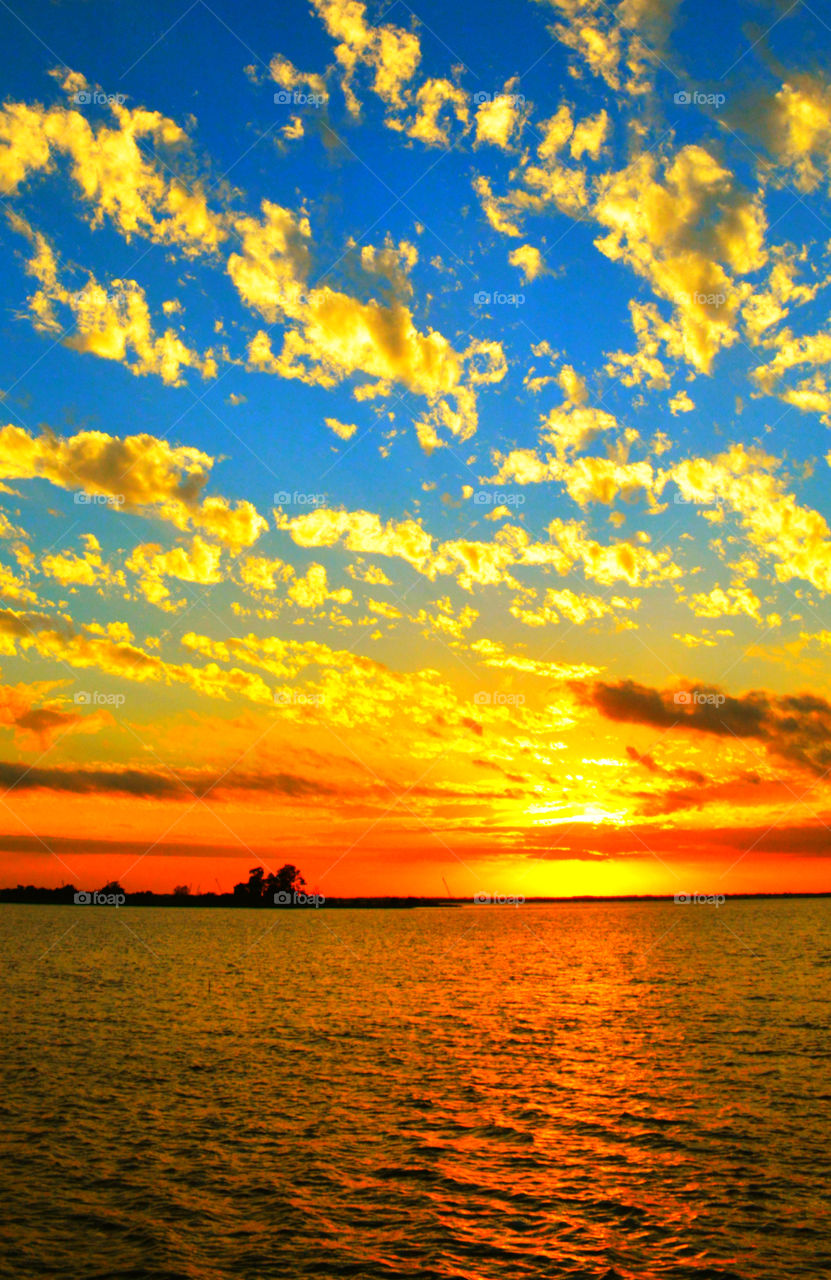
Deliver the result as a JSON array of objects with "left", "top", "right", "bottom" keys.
[
  {"left": 233, "top": 865, "right": 267, "bottom": 903},
  {"left": 265, "top": 865, "right": 306, "bottom": 898},
  {"left": 99, "top": 880, "right": 126, "bottom": 897},
  {"left": 232, "top": 864, "right": 305, "bottom": 904},
  {"left": 173, "top": 884, "right": 191, "bottom": 897}
]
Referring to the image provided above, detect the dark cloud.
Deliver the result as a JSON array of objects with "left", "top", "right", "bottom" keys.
[
  {"left": 625, "top": 746, "right": 706, "bottom": 786},
  {"left": 472, "top": 757, "right": 525, "bottom": 783},
  {"left": 15, "top": 709, "right": 79, "bottom": 734},
  {"left": 577, "top": 679, "right": 768, "bottom": 737},
  {"left": 13, "top": 708, "right": 85, "bottom": 746},
  {"left": 0, "top": 761, "right": 333, "bottom": 800},
  {"left": 580, "top": 679, "right": 831, "bottom": 775},
  {"left": 0, "top": 835, "right": 258, "bottom": 859},
  {"left": 0, "top": 762, "right": 183, "bottom": 798},
  {"left": 0, "top": 609, "right": 70, "bottom": 639},
  {"left": 460, "top": 716, "right": 484, "bottom": 737}
]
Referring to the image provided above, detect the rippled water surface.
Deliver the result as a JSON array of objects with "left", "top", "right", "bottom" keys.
[{"left": 1, "top": 899, "right": 830, "bottom": 1279}]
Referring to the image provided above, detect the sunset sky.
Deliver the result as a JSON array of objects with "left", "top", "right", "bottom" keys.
[{"left": 2, "top": 0, "right": 831, "bottom": 897}]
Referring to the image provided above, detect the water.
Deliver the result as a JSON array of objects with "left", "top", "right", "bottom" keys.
[{"left": 1, "top": 898, "right": 830, "bottom": 1279}]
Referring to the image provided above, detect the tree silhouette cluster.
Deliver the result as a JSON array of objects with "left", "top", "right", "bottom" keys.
[
  {"left": 233, "top": 864, "right": 306, "bottom": 904},
  {"left": 0, "top": 866, "right": 308, "bottom": 907}
]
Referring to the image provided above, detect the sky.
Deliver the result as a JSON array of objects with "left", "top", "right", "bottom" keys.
[{"left": 2, "top": 0, "right": 831, "bottom": 898}]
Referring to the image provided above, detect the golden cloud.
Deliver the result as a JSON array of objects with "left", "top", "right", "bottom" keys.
[
  {"left": 0, "top": 425, "right": 267, "bottom": 550},
  {"left": 312, "top": 0, "right": 420, "bottom": 116},
  {"left": 12, "top": 215, "right": 217, "bottom": 386},
  {"left": 0, "top": 95, "right": 225, "bottom": 253},
  {"left": 126, "top": 536, "right": 224, "bottom": 610},
  {"left": 232, "top": 202, "right": 503, "bottom": 446},
  {"left": 276, "top": 503, "right": 681, "bottom": 590}
]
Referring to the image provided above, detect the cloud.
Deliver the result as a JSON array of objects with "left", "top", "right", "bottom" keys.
[
  {"left": 736, "top": 73, "right": 831, "bottom": 194},
  {"left": 0, "top": 424, "right": 267, "bottom": 550},
  {"left": 238, "top": 555, "right": 295, "bottom": 597},
  {"left": 684, "top": 584, "right": 762, "bottom": 622},
  {"left": 0, "top": 94, "right": 225, "bottom": 253},
  {"left": 0, "top": 561, "right": 38, "bottom": 604},
  {"left": 752, "top": 326, "right": 831, "bottom": 424},
  {"left": 487, "top": 373, "right": 666, "bottom": 511},
  {"left": 742, "top": 245, "right": 821, "bottom": 344},
  {"left": 277, "top": 504, "right": 681, "bottom": 589},
  {"left": 0, "top": 606, "right": 279, "bottom": 706},
  {"left": 231, "top": 201, "right": 503, "bottom": 446},
  {"left": 227, "top": 201, "right": 313, "bottom": 321},
  {"left": 672, "top": 444, "right": 831, "bottom": 594},
  {"left": 125, "top": 536, "right": 224, "bottom": 610},
  {"left": 414, "top": 598, "right": 477, "bottom": 641},
  {"left": 475, "top": 86, "right": 526, "bottom": 150},
  {"left": 324, "top": 417, "right": 360, "bottom": 440},
  {"left": 472, "top": 105, "right": 598, "bottom": 230},
  {"left": 491, "top": 449, "right": 662, "bottom": 509},
  {"left": 508, "top": 243, "right": 549, "bottom": 282},
  {"left": 288, "top": 563, "right": 352, "bottom": 608},
  {"left": 669, "top": 389, "right": 695, "bottom": 414},
  {"left": 275, "top": 506, "right": 434, "bottom": 571},
  {"left": 604, "top": 302, "right": 672, "bottom": 389},
  {"left": 0, "top": 101, "right": 51, "bottom": 193},
  {"left": 11, "top": 215, "right": 216, "bottom": 386},
  {"left": 40, "top": 533, "right": 124, "bottom": 590},
  {"left": 268, "top": 53, "right": 327, "bottom": 98},
  {"left": 522, "top": 819, "right": 831, "bottom": 860},
  {"left": 346, "top": 561, "right": 392, "bottom": 586},
  {"left": 0, "top": 683, "right": 107, "bottom": 749},
  {"left": 592, "top": 144, "right": 766, "bottom": 373},
  {"left": 359, "top": 236, "right": 419, "bottom": 298},
  {"left": 311, "top": 0, "right": 421, "bottom": 116},
  {"left": 473, "top": 174, "right": 523, "bottom": 236},
  {"left": 509, "top": 587, "right": 640, "bottom": 628},
  {"left": 538, "top": 0, "right": 680, "bottom": 96},
  {"left": 401, "top": 78, "right": 469, "bottom": 147},
  {"left": 0, "top": 759, "right": 331, "bottom": 800},
  {"left": 577, "top": 676, "right": 831, "bottom": 775},
  {"left": 475, "top": 119, "right": 763, "bottom": 378},
  {"left": 469, "top": 635, "right": 600, "bottom": 681}
]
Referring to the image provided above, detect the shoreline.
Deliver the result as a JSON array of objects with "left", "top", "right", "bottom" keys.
[{"left": 1, "top": 889, "right": 830, "bottom": 908}]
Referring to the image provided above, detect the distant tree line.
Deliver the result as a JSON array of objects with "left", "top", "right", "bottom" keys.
[
  {"left": 0, "top": 865, "right": 311, "bottom": 908},
  {"left": 0, "top": 863, "right": 481, "bottom": 908}
]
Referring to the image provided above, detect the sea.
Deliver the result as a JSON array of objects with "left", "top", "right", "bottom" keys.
[{"left": 1, "top": 897, "right": 830, "bottom": 1279}]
